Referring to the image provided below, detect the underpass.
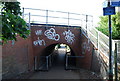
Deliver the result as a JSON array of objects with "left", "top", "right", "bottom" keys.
[
  {"left": 2, "top": 8, "right": 115, "bottom": 80},
  {"left": 29, "top": 46, "right": 101, "bottom": 80}
]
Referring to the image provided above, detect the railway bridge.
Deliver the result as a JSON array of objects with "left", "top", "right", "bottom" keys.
[{"left": 2, "top": 8, "right": 110, "bottom": 80}]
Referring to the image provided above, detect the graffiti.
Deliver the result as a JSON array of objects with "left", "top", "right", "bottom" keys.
[
  {"left": 33, "top": 37, "right": 46, "bottom": 46},
  {"left": 35, "top": 30, "right": 42, "bottom": 35},
  {"left": 63, "top": 30, "right": 75, "bottom": 44},
  {"left": 44, "top": 28, "right": 60, "bottom": 41},
  {"left": 82, "top": 39, "right": 91, "bottom": 54}
]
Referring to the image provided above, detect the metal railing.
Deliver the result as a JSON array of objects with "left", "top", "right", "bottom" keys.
[
  {"left": 84, "top": 27, "right": 120, "bottom": 79},
  {"left": 34, "top": 53, "right": 53, "bottom": 71},
  {"left": 86, "top": 28, "right": 115, "bottom": 59},
  {"left": 65, "top": 54, "right": 84, "bottom": 70},
  {"left": 22, "top": 8, "right": 93, "bottom": 29}
]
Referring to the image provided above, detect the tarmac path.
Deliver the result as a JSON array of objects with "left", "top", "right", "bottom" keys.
[{"left": 28, "top": 48, "right": 101, "bottom": 80}]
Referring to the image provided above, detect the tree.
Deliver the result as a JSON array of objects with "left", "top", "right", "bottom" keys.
[
  {"left": 97, "top": 12, "right": 120, "bottom": 40},
  {"left": 1, "top": 2, "right": 30, "bottom": 44}
]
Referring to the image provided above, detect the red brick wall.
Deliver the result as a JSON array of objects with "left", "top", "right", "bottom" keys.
[
  {"left": 31, "top": 26, "right": 82, "bottom": 57},
  {"left": 78, "top": 32, "right": 94, "bottom": 69},
  {"left": 2, "top": 25, "right": 94, "bottom": 79},
  {"left": 2, "top": 36, "right": 34, "bottom": 79},
  {"left": 31, "top": 25, "right": 94, "bottom": 70}
]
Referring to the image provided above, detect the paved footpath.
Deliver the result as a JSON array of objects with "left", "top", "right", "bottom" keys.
[{"left": 28, "top": 48, "right": 101, "bottom": 80}]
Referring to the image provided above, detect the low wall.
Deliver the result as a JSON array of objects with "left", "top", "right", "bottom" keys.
[{"left": 91, "top": 48, "right": 109, "bottom": 79}]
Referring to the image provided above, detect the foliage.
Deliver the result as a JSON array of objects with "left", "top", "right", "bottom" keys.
[
  {"left": 97, "top": 12, "right": 120, "bottom": 39},
  {"left": 1, "top": 2, "right": 30, "bottom": 44}
]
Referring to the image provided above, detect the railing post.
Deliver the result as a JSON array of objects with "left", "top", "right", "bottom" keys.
[
  {"left": 68, "top": 12, "right": 69, "bottom": 26},
  {"left": 91, "top": 16, "right": 93, "bottom": 29},
  {"left": 46, "top": 56, "right": 49, "bottom": 70},
  {"left": 46, "top": 10, "right": 48, "bottom": 25},
  {"left": 28, "top": 12, "right": 31, "bottom": 30},
  {"left": 114, "top": 43, "right": 118, "bottom": 81},
  {"left": 34, "top": 56, "right": 37, "bottom": 71},
  {"left": 65, "top": 55, "right": 68, "bottom": 70},
  {"left": 45, "top": 10, "right": 48, "bottom": 29},
  {"left": 97, "top": 31, "right": 100, "bottom": 53},
  {"left": 86, "top": 15, "right": 88, "bottom": 34},
  {"left": 49, "top": 55, "right": 52, "bottom": 67},
  {"left": 22, "top": 7, "right": 24, "bottom": 19}
]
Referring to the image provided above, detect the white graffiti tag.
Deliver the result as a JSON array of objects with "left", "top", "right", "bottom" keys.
[
  {"left": 33, "top": 37, "right": 46, "bottom": 46},
  {"left": 35, "top": 30, "right": 42, "bottom": 35},
  {"left": 63, "top": 30, "right": 75, "bottom": 44},
  {"left": 82, "top": 39, "right": 91, "bottom": 54},
  {"left": 44, "top": 28, "right": 60, "bottom": 41}
]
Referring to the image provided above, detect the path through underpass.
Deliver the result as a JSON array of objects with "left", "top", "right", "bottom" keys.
[{"left": 28, "top": 47, "right": 101, "bottom": 80}]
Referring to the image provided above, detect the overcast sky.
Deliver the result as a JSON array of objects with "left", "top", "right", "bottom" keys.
[{"left": 18, "top": 0, "right": 105, "bottom": 26}]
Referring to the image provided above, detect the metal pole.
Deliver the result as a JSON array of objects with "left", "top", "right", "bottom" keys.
[
  {"left": 34, "top": 56, "right": 37, "bottom": 71},
  {"left": 97, "top": 31, "right": 100, "bottom": 52},
  {"left": 46, "top": 10, "right": 48, "bottom": 25},
  {"left": 86, "top": 15, "right": 88, "bottom": 34},
  {"left": 28, "top": 12, "right": 31, "bottom": 30},
  {"left": 22, "top": 7, "right": 24, "bottom": 19},
  {"left": 108, "top": 0, "right": 113, "bottom": 80},
  {"left": 114, "top": 43, "right": 118, "bottom": 81},
  {"left": 91, "top": 16, "right": 93, "bottom": 28},
  {"left": 46, "top": 56, "right": 49, "bottom": 70},
  {"left": 49, "top": 55, "right": 52, "bottom": 67},
  {"left": 65, "top": 55, "right": 68, "bottom": 69},
  {"left": 68, "top": 12, "right": 69, "bottom": 26},
  {"left": 45, "top": 10, "right": 48, "bottom": 29}
]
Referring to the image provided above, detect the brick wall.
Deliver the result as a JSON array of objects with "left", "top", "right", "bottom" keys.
[
  {"left": 31, "top": 25, "right": 94, "bottom": 70},
  {"left": 2, "top": 36, "right": 34, "bottom": 79},
  {"left": 2, "top": 25, "right": 95, "bottom": 79}
]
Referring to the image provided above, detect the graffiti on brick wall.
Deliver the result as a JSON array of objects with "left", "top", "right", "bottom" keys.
[
  {"left": 63, "top": 30, "right": 75, "bottom": 44},
  {"left": 33, "top": 37, "right": 46, "bottom": 46},
  {"left": 44, "top": 28, "right": 60, "bottom": 41},
  {"left": 33, "top": 29, "right": 46, "bottom": 46},
  {"left": 82, "top": 39, "right": 91, "bottom": 54},
  {"left": 35, "top": 30, "right": 42, "bottom": 35}
]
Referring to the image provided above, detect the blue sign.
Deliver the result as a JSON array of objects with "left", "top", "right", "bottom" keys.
[
  {"left": 103, "top": 7, "right": 116, "bottom": 16},
  {"left": 111, "top": 1, "right": 120, "bottom": 7}
]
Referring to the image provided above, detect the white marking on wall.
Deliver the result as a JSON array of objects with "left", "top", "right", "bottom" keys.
[
  {"left": 33, "top": 37, "right": 46, "bottom": 46},
  {"left": 44, "top": 28, "right": 60, "bottom": 41},
  {"left": 35, "top": 30, "right": 42, "bottom": 35},
  {"left": 82, "top": 39, "right": 91, "bottom": 54},
  {"left": 63, "top": 30, "right": 75, "bottom": 44}
]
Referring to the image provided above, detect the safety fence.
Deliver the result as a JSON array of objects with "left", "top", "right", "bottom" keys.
[
  {"left": 22, "top": 8, "right": 93, "bottom": 29},
  {"left": 85, "top": 27, "right": 120, "bottom": 80}
]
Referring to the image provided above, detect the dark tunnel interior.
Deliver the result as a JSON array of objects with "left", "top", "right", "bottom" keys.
[{"left": 38, "top": 43, "right": 77, "bottom": 71}]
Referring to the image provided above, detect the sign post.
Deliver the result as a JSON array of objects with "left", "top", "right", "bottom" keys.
[
  {"left": 108, "top": 1, "right": 113, "bottom": 81},
  {"left": 103, "top": 0, "right": 120, "bottom": 80},
  {"left": 103, "top": 0, "right": 116, "bottom": 81}
]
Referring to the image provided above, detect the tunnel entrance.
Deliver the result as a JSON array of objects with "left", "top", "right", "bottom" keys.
[{"left": 37, "top": 44, "right": 77, "bottom": 71}]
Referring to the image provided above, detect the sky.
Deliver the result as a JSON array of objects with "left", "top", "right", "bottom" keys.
[{"left": 17, "top": 0, "right": 105, "bottom": 27}]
